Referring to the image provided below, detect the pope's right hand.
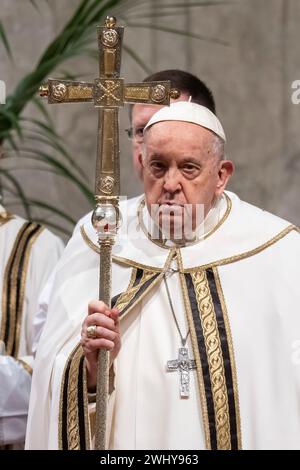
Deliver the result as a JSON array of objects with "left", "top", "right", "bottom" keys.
[{"left": 81, "top": 300, "right": 120, "bottom": 391}]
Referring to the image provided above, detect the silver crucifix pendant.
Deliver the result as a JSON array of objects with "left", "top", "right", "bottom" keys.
[{"left": 167, "top": 347, "right": 196, "bottom": 398}]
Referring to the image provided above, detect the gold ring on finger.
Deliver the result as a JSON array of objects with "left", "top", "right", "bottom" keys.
[{"left": 86, "top": 324, "right": 97, "bottom": 339}]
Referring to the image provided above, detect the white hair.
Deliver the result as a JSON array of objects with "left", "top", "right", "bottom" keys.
[
  {"left": 142, "top": 126, "right": 225, "bottom": 162},
  {"left": 211, "top": 134, "right": 225, "bottom": 160}
]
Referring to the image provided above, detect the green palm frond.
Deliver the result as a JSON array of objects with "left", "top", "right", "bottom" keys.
[
  {"left": 123, "top": 44, "right": 151, "bottom": 74},
  {"left": 0, "top": 20, "right": 13, "bottom": 60},
  {"left": 2, "top": 194, "right": 74, "bottom": 236},
  {"left": 0, "top": 0, "right": 227, "bottom": 235},
  {"left": 0, "top": 0, "right": 135, "bottom": 142},
  {"left": 8, "top": 147, "right": 94, "bottom": 203},
  {"left": 19, "top": 118, "right": 89, "bottom": 179},
  {"left": 31, "top": 97, "right": 54, "bottom": 126},
  {"left": 124, "top": 22, "right": 229, "bottom": 46},
  {"left": 0, "top": 169, "right": 31, "bottom": 218},
  {"left": 26, "top": 199, "right": 76, "bottom": 225}
]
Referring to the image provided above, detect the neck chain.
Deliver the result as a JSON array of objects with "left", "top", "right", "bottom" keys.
[
  {"left": 163, "top": 274, "right": 190, "bottom": 347},
  {"left": 164, "top": 270, "right": 197, "bottom": 399}
]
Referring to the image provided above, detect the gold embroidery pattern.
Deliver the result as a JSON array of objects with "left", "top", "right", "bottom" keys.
[
  {"left": 0, "top": 222, "right": 43, "bottom": 357},
  {"left": 80, "top": 225, "right": 164, "bottom": 273},
  {"left": 82, "top": 351, "right": 91, "bottom": 450},
  {"left": 184, "top": 225, "right": 297, "bottom": 272},
  {"left": 0, "top": 211, "right": 14, "bottom": 226},
  {"left": 67, "top": 345, "right": 83, "bottom": 450},
  {"left": 117, "top": 251, "right": 175, "bottom": 323},
  {"left": 192, "top": 270, "right": 231, "bottom": 450},
  {"left": 17, "top": 359, "right": 32, "bottom": 375},
  {"left": 114, "top": 269, "right": 158, "bottom": 313},
  {"left": 58, "top": 343, "right": 93, "bottom": 450},
  {"left": 213, "top": 267, "right": 242, "bottom": 449},
  {"left": 177, "top": 259, "right": 211, "bottom": 450}
]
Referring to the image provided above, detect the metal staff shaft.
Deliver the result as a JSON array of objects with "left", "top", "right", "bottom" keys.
[
  {"left": 95, "top": 243, "right": 113, "bottom": 449},
  {"left": 93, "top": 102, "right": 120, "bottom": 450}
]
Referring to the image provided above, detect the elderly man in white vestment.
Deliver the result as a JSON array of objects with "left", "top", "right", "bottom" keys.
[
  {"left": 26, "top": 101, "right": 300, "bottom": 450},
  {"left": 31, "top": 69, "right": 217, "bottom": 350},
  {"left": 0, "top": 205, "right": 63, "bottom": 447}
]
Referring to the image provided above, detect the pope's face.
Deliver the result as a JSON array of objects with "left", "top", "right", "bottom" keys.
[
  {"left": 131, "top": 93, "right": 189, "bottom": 179},
  {"left": 141, "top": 121, "right": 233, "bottom": 238}
]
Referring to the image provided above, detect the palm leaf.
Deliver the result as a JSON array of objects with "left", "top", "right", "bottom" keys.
[
  {"left": 19, "top": 118, "right": 89, "bottom": 179},
  {"left": 123, "top": 44, "right": 151, "bottom": 74},
  {"left": 1, "top": 192, "right": 73, "bottom": 236},
  {"left": 125, "top": 22, "right": 229, "bottom": 46},
  {"left": 31, "top": 97, "right": 54, "bottom": 127},
  {"left": 0, "top": 0, "right": 132, "bottom": 141},
  {"left": 0, "top": 20, "right": 12, "bottom": 60},
  {"left": 29, "top": 219, "right": 71, "bottom": 236},
  {"left": 27, "top": 199, "right": 76, "bottom": 225},
  {"left": 0, "top": 169, "right": 31, "bottom": 218},
  {"left": 129, "top": 1, "right": 232, "bottom": 9},
  {"left": 12, "top": 147, "right": 94, "bottom": 204},
  {"left": 0, "top": 0, "right": 229, "bottom": 233}
]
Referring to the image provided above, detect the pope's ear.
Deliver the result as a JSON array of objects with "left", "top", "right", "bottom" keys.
[
  {"left": 138, "top": 153, "right": 143, "bottom": 166},
  {"left": 216, "top": 160, "right": 235, "bottom": 194}
]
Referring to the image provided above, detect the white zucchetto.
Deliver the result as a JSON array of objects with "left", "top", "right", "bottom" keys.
[{"left": 144, "top": 101, "right": 226, "bottom": 142}]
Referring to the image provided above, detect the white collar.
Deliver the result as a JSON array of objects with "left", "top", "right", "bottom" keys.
[{"left": 80, "top": 191, "right": 294, "bottom": 270}]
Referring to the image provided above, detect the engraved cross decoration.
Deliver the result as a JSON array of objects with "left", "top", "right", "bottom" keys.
[
  {"left": 167, "top": 347, "right": 196, "bottom": 398},
  {"left": 39, "top": 16, "right": 179, "bottom": 450}
]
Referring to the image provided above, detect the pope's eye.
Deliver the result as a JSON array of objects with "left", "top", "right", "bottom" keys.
[
  {"left": 151, "top": 161, "right": 165, "bottom": 169},
  {"left": 135, "top": 127, "right": 144, "bottom": 137},
  {"left": 184, "top": 165, "right": 195, "bottom": 171}
]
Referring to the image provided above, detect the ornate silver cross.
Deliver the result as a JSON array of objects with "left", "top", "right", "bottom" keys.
[{"left": 167, "top": 347, "right": 196, "bottom": 398}]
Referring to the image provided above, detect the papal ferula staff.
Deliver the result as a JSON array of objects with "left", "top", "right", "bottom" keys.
[{"left": 29, "top": 16, "right": 178, "bottom": 450}]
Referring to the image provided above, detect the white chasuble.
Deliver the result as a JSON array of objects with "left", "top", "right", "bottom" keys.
[
  {"left": 0, "top": 207, "right": 64, "bottom": 446},
  {"left": 25, "top": 192, "right": 300, "bottom": 450}
]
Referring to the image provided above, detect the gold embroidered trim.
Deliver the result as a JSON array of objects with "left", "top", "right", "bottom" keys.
[
  {"left": 128, "top": 267, "right": 138, "bottom": 289},
  {"left": 83, "top": 356, "right": 91, "bottom": 450},
  {"left": 183, "top": 225, "right": 297, "bottom": 272},
  {"left": 112, "top": 255, "right": 165, "bottom": 272},
  {"left": 67, "top": 345, "right": 83, "bottom": 450},
  {"left": 191, "top": 269, "right": 231, "bottom": 450},
  {"left": 59, "top": 348, "right": 67, "bottom": 450},
  {"left": 59, "top": 343, "right": 90, "bottom": 450},
  {"left": 80, "top": 225, "right": 165, "bottom": 273},
  {"left": 118, "top": 250, "right": 175, "bottom": 323},
  {"left": 137, "top": 193, "right": 232, "bottom": 250},
  {"left": 176, "top": 249, "right": 211, "bottom": 450},
  {"left": 0, "top": 211, "right": 15, "bottom": 227},
  {"left": 115, "top": 269, "right": 158, "bottom": 312},
  {"left": 17, "top": 358, "right": 33, "bottom": 375},
  {"left": 81, "top": 210, "right": 297, "bottom": 275},
  {"left": 0, "top": 222, "right": 44, "bottom": 357},
  {"left": 213, "top": 267, "right": 242, "bottom": 449}
]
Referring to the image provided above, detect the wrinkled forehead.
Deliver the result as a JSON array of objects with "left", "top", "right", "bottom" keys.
[{"left": 144, "top": 119, "right": 216, "bottom": 145}]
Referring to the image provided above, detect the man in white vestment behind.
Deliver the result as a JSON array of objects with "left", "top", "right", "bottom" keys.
[
  {"left": 0, "top": 204, "right": 63, "bottom": 447},
  {"left": 26, "top": 101, "right": 300, "bottom": 450}
]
